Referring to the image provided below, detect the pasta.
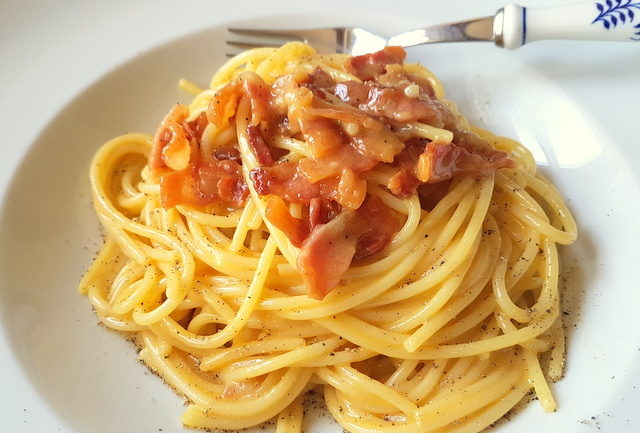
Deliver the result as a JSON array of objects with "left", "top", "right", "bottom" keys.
[{"left": 79, "top": 42, "right": 577, "bottom": 432}]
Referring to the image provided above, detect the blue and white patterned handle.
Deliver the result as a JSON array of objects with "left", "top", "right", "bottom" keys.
[{"left": 499, "top": 1, "right": 640, "bottom": 49}]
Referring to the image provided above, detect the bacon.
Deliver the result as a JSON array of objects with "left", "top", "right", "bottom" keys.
[
  {"left": 304, "top": 103, "right": 405, "bottom": 163},
  {"left": 261, "top": 192, "right": 341, "bottom": 250},
  {"left": 385, "top": 134, "right": 514, "bottom": 201},
  {"left": 271, "top": 75, "right": 314, "bottom": 123},
  {"left": 298, "top": 210, "right": 359, "bottom": 299},
  {"left": 246, "top": 124, "right": 274, "bottom": 166},
  {"left": 207, "top": 72, "right": 271, "bottom": 128},
  {"left": 273, "top": 73, "right": 404, "bottom": 162},
  {"left": 300, "top": 118, "right": 345, "bottom": 157},
  {"left": 345, "top": 46, "right": 407, "bottom": 81},
  {"left": 263, "top": 196, "right": 342, "bottom": 251},
  {"left": 376, "top": 66, "right": 436, "bottom": 99},
  {"left": 298, "top": 143, "right": 377, "bottom": 183},
  {"left": 309, "top": 198, "right": 340, "bottom": 229},
  {"left": 213, "top": 147, "right": 241, "bottom": 163},
  {"left": 302, "top": 67, "right": 336, "bottom": 90},
  {"left": 250, "top": 162, "right": 321, "bottom": 204},
  {"left": 354, "top": 231, "right": 390, "bottom": 260},
  {"left": 187, "top": 111, "right": 209, "bottom": 142},
  {"left": 334, "top": 80, "right": 453, "bottom": 125},
  {"left": 251, "top": 158, "right": 369, "bottom": 211},
  {"left": 160, "top": 167, "right": 200, "bottom": 209},
  {"left": 151, "top": 99, "right": 254, "bottom": 209},
  {"left": 386, "top": 133, "right": 514, "bottom": 199},
  {"left": 254, "top": 89, "right": 399, "bottom": 210},
  {"left": 336, "top": 168, "right": 367, "bottom": 210},
  {"left": 150, "top": 128, "right": 173, "bottom": 171},
  {"left": 273, "top": 69, "right": 406, "bottom": 208},
  {"left": 455, "top": 130, "right": 516, "bottom": 165},
  {"left": 150, "top": 104, "right": 193, "bottom": 172},
  {"left": 353, "top": 195, "right": 402, "bottom": 260},
  {"left": 349, "top": 123, "right": 404, "bottom": 163},
  {"left": 300, "top": 118, "right": 347, "bottom": 158},
  {"left": 160, "top": 160, "right": 247, "bottom": 209},
  {"left": 243, "top": 75, "right": 272, "bottom": 125},
  {"left": 387, "top": 141, "right": 425, "bottom": 197},
  {"left": 265, "top": 195, "right": 309, "bottom": 247},
  {"left": 197, "top": 160, "right": 248, "bottom": 206},
  {"left": 208, "top": 82, "right": 241, "bottom": 128},
  {"left": 421, "top": 140, "right": 515, "bottom": 184},
  {"left": 298, "top": 195, "right": 401, "bottom": 299},
  {"left": 388, "top": 169, "right": 421, "bottom": 198}
]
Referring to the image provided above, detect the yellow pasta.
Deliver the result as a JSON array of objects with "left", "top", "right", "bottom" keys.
[{"left": 79, "top": 42, "right": 577, "bottom": 432}]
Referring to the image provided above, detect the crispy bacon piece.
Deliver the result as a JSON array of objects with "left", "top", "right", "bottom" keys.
[
  {"left": 421, "top": 140, "right": 515, "bottom": 183},
  {"left": 187, "top": 111, "right": 209, "bottom": 142},
  {"left": 309, "top": 198, "right": 341, "bottom": 229},
  {"left": 376, "top": 66, "right": 436, "bottom": 99},
  {"left": 299, "top": 211, "right": 359, "bottom": 299},
  {"left": 388, "top": 169, "right": 421, "bottom": 198},
  {"left": 160, "top": 167, "right": 200, "bottom": 209},
  {"left": 265, "top": 195, "right": 310, "bottom": 247},
  {"left": 213, "top": 147, "right": 241, "bottom": 163},
  {"left": 300, "top": 118, "right": 345, "bottom": 157},
  {"left": 197, "top": 160, "right": 248, "bottom": 206},
  {"left": 251, "top": 159, "right": 367, "bottom": 211},
  {"left": 345, "top": 46, "right": 407, "bottom": 81},
  {"left": 274, "top": 75, "right": 405, "bottom": 163},
  {"left": 246, "top": 124, "right": 274, "bottom": 166},
  {"left": 151, "top": 104, "right": 251, "bottom": 208},
  {"left": 207, "top": 72, "right": 271, "bottom": 127},
  {"left": 262, "top": 195, "right": 341, "bottom": 250},
  {"left": 353, "top": 196, "right": 401, "bottom": 260},
  {"left": 302, "top": 67, "right": 336, "bottom": 90},
  {"left": 305, "top": 103, "right": 404, "bottom": 163},
  {"left": 299, "top": 196, "right": 400, "bottom": 299},
  {"left": 387, "top": 133, "right": 515, "bottom": 197},
  {"left": 334, "top": 80, "right": 453, "bottom": 125},
  {"left": 161, "top": 160, "right": 247, "bottom": 209},
  {"left": 270, "top": 75, "right": 313, "bottom": 124},
  {"left": 298, "top": 143, "right": 377, "bottom": 183},
  {"left": 250, "top": 162, "right": 321, "bottom": 204},
  {"left": 208, "top": 82, "right": 240, "bottom": 128},
  {"left": 387, "top": 141, "right": 425, "bottom": 197},
  {"left": 150, "top": 104, "right": 193, "bottom": 172},
  {"left": 208, "top": 72, "right": 276, "bottom": 166},
  {"left": 349, "top": 123, "right": 404, "bottom": 164},
  {"left": 336, "top": 168, "right": 367, "bottom": 210},
  {"left": 274, "top": 63, "right": 406, "bottom": 163}
]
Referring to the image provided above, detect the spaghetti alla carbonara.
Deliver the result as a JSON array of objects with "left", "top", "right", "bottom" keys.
[{"left": 79, "top": 42, "right": 577, "bottom": 432}]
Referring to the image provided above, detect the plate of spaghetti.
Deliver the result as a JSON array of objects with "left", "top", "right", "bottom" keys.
[{"left": 0, "top": 1, "right": 639, "bottom": 433}]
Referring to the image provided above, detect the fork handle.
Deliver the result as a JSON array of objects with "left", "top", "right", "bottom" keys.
[{"left": 497, "top": 1, "right": 640, "bottom": 49}]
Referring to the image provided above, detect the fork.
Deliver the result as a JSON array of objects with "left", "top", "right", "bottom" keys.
[{"left": 228, "top": 1, "right": 640, "bottom": 55}]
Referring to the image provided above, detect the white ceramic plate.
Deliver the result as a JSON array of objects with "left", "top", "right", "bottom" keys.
[{"left": 1, "top": 0, "right": 639, "bottom": 432}]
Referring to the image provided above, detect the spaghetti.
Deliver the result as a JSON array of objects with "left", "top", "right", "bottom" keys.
[{"left": 79, "top": 42, "right": 577, "bottom": 432}]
